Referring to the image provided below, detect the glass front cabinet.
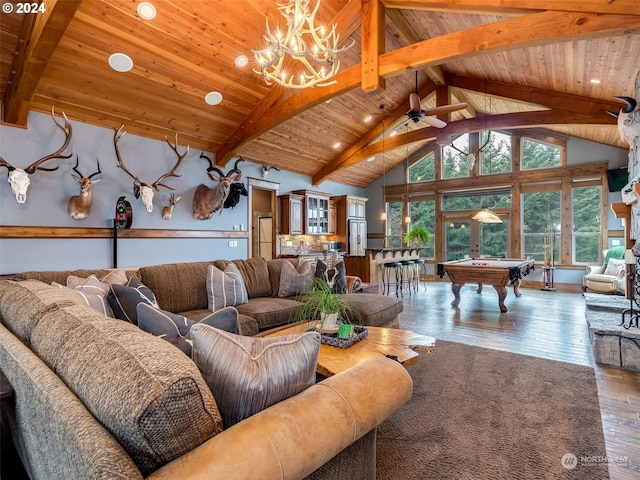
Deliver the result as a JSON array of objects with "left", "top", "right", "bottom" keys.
[{"left": 293, "top": 190, "right": 331, "bottom": 235}]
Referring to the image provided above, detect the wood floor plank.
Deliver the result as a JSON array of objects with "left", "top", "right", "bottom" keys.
[{"left": 396, "top": 281, "right": 640, "bottom": 480}]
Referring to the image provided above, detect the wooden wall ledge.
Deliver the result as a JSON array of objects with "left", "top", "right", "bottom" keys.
[{"left": 0, "top": 225, "right": 249, "bottom": 239}]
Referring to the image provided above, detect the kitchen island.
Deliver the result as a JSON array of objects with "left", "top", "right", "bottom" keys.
[{"left": 343, "top": 248, "right": 422, "bottom": 290}]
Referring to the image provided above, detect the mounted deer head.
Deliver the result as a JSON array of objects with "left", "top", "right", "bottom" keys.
[
  {"left": 192, "top": 154, "right": 242, "bottom": 220},
  {"left": 161, "top": 193, "right": 181, "bottom": 220},
  {"left": 113, "top": 126, "right": 189, "bottom": 212},
  {"left": 67, "top": 156, "right": 102, "bottom": 220},
  {"left": 0, "top": 107, "right": 72, "bottom": 203}
]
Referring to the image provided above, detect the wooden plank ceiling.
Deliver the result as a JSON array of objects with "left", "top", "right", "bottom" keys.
[{"left": 1, "top": 0, "right": 639, "bottom": 188}]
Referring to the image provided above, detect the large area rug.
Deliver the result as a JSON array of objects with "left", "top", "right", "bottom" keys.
[{"left": 376, "top": 341, "right": 609, "bottom": 479}]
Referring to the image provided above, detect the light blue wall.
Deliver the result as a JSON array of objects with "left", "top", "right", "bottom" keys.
[{"left": 0, "top": 111, "right": 363, "bottom": 274}]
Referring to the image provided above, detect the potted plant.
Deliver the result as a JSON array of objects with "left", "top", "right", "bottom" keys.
[
  {"left": 294, "top": 277, "right": 359, "bottom": 333},
  {"left": 404, "top": 225, "right": 431, "bottom": 247}
]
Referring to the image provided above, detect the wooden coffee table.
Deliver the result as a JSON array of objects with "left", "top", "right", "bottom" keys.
[{"left": 263, "top": 321, "right": 436, "bottom": 377}]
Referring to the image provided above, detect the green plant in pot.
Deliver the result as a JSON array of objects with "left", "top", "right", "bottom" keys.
[
  {"left": 294, "top": 277, "right": 360, "bottom": 333},
  {"left": 404, "top": 225, "right": 431, "bottom": 247}
]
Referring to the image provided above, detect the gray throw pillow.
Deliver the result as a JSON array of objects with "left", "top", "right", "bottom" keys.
[
  {"left": 108, "top": 277, "right": 158, "bottom": 325},
  {"left": 190, "top": 324, "right": 320, "bottom": 428},
  {"left": 206, "top": 263, "right": 248, "bottom": 311},
  {"left": 137, "top": 303, "right": 239, "bottom": 356},
  {"left": 278, "top": 260, "right": 314, "bottom": 297},
  {"left": 52, "top": 275, "right": 114, "bottom": 317}
]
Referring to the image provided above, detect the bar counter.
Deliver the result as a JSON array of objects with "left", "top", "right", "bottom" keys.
[{"left": 343, "top": 248, "right": 422, "bottom": 288}]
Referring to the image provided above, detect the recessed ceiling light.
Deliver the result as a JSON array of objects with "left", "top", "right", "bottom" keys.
[
  {"left": 333, "top": 142, "right": 341, "bottom": 149},
  {"left": 364, "top": 115, "right": 372, "bottom": 123},
  {"left": 108, "top": 53, "right": 133, "bottom": 72},
  {"left": 590, "top": 78, "right": 601, "bottom": 84},
  {"left": 205, "top": 91, "right": 223, "bottom": 105},
  {"left": 325, "top": 98, "right": 332, "bottom": 104},
  {"left": 235, "top": 55, "right": 248, "bottom": 68},
  {"left": 390, "top": 130, "right": 398, "bottom": 137},
  {"left": 366, "top": 156, "right": 375, "bottom": 163},
  {"left": 137, "top": 2, "right": 156, "bottom": 20}
]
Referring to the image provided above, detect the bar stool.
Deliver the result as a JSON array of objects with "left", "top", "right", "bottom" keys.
[
  {"left": 413, "top": 258, "right": 426, "bottom": 292},
  {"left": 399, "top": 260, "right": 415, "bottom": 296},
  {"left": 382, "top": 261, "right": 402, "bottom": 297}
]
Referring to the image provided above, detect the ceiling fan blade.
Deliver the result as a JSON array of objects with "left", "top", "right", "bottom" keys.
[
  {"left": 408, "top": 92, "right": 422, "bottom": 113},
  {"left": 423, "top": 102, "right": 468, "bottom": 116},
  {"left": 422, "top": 116, "right": 447, "bottom": 128}
]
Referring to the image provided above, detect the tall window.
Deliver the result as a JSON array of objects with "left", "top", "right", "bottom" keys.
[
  {"left": 480, "top": 131, "right": 511, "bottom": 175},
  {"left": 572, "top": 185, "right": 602, "bottom": 264},
  {"left": 442, "top": 134, "right": 470, "bottom": 179},
  {"left": 408, "top": 199, "right": 435, "bottom": 257},
  {"left": 409, "top": 151, "right": 435, "bottom": 183},
  {"left": 521, "top": 137, "right": 561, "bottom": 169},
  {"left": 522, "top": 190, "right": 561, "bottom": 262},
  {"left": 386, "top": 201, "right": 403, "bottom": 248}
]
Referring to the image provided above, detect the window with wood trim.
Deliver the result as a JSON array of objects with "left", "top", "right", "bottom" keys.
[
  {"left": 521, "top": 135, "right": 563, "bottom": 170},
  {"left": 572, "top": 183, "right": 602, "bottom": 264},
  {"left": 408, "top": 151, "right": 435, "bottom": 183}
]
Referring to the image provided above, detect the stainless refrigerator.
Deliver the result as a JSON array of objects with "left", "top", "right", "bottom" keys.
[{"left": 348, "top": 219, "right": 367, "bottom": 256}]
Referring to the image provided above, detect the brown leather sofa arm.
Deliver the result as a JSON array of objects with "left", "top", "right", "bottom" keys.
[
  {"left": 147, "top": 356, "right": 412, "bottom": 480},
  {"left": 346, "top": 275, "right": 362, "bottom": 292}
]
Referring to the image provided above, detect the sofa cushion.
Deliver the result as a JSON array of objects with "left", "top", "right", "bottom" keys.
[
  {"left": 278, "top": 260, "right": 314, "bottom": 297},
  {"left": 207, "top": 264, "right": 249, "bottom": 311},
  {"left": 235, "top": 297, "right": 302, "bottom": 331},
  {"left": 190, "top": 323, "right": 320, "bottom": 428},
  {"left": 108, "top": 277, "right": 159, "bottom": 325},
  {"left": 267, "top": 258, "right": 299, "bottom": 297},
  {"left": 215, "top": 257, "right": 272, "bottom": 298},
  {"left": 52, "top": 275, "right": 115, "bottom": 317},
  {"left": 0, "top": 279, "right": 83, "bottom": 344},
  {"left": 137, "top": 261, "right": 212, "bottom": 314},
  {"left": 29, "top": 302, "right": 223, "bottom": 476},
  {"left": 137, "top": 303, "right": 239, "bottom": 355},
  {"left": 341, "top": 293, "right": 403, "bottom": 327},
  {"left": 12, "top": 268, "right": 133, "bottom": 286}
]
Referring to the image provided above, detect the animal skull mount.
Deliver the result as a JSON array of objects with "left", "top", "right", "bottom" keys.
[
  {"left": 192, "top": 154, "right": 243, "bottom": 220},
  {"left": 0, "top": 107, "right": 73, "bottom": 203},
  {"left": 161, "top": 193, "right": 181, "bottom": 220},
  {"left": 68, "top": 156, "right": 102, "bottom": 220},
  {"left": 608, "top": 96, "right": 640, "bottom": 147},
  {"left": 260, "top": 164, "right": 280, "bottom": 178},
  {"left": 113, "top": 126, "right": 189, "bottom": 212}
]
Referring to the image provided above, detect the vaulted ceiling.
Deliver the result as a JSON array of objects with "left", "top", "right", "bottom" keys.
[{"left": 1, "top": 0, "right": 639, "bottom": 188}]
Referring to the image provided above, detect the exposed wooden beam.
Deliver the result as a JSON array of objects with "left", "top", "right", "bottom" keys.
[
  {"left": 377, "top": 12, "right": 640, "bottom": 79},
  {"left": 3, "top": 0, "right": 83, "bottom": 126},
  {"left": 381, "top": 0, "right": 640, "bottom": 16},
  {"left": 446, "top": 73, "right": 625, "bottom": 116},
  {"left": 385, "top": 7, "right": 446, "bottom": 85},
  {"left": 215, "top": 0, "right": 362, "bottom": 165},
  {"left": 361, "top": 0, "right": 386, "bottom": 93}
]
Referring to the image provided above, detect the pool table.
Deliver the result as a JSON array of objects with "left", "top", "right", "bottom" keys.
[{"left": 437, "top": 258, "right": 535, "bottom": 312}]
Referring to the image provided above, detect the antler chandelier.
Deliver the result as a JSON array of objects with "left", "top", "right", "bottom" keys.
[{"left": 252, "top": 0, "right": 354, "bottom": 89}]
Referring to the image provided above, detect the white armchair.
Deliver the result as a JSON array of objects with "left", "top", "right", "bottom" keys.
[{"left": 582, "top": 248, "right": 627, "bottom": 295}]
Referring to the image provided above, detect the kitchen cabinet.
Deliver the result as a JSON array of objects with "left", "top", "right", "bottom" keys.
[
  {"left": 278, "top": 194, "right": 304, "bottom": 235},
  {"left": 330, "top": 195, "right": 368, "bottom": 256},
  {"left": 293, "top": 190, "right": 331, "bottom": 235},
  {"left": 329, "top": 200, "right": 337, "bottom": 235}
]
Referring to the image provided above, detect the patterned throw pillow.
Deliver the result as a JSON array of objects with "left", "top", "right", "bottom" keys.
[
  {"left": 107, "top": 277, "right": 158, "bottom": 325},
  {"left": 137, "top": 303, "right": 239, "bottom": 356},
  {"left": 51, "top": 275, "right": 114, "bottom": 317},
  {"left": 603, "top": 257, "right": 625, "bottom": 276},
  {"left": 190, "top": 324, "right": 320, "bottom": 428},
  {"left": 315, "top": 260, "right": 347, "bottom": 293},
  {"left": 206, "top": 263, "right": 248, "bottom": 312},
  {"left": 278, "top": 260, "right": 314, "bottom": 297}
]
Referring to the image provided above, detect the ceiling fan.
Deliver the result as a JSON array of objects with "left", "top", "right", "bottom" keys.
[{"left": 406, "top": 72, "right": 467, "bottom": 128}]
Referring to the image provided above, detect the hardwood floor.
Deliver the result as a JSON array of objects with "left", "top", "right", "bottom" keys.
[{"left": 396, "top": 281, "right": 640, "bottom": 480}]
